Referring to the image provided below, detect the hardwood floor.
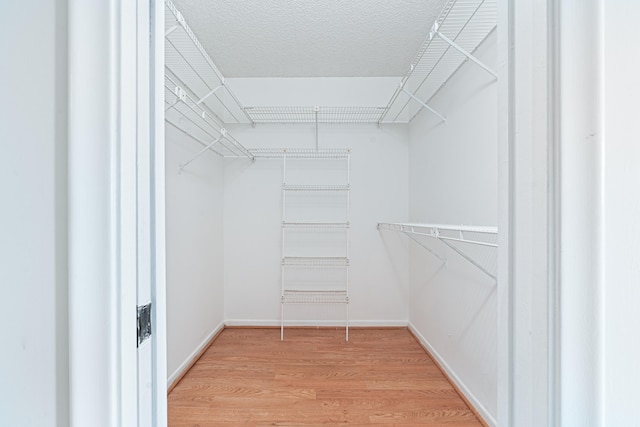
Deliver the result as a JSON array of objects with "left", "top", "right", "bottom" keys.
[{"left": 168, "top": 328, "right": 484, "bottom": 426}]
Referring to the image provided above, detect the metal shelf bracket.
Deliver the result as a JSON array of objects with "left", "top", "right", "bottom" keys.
[
  {"left": 178, "top": 129, "right": 226, "bottom": 173},
  {"left": 430, "top": 22, "right": 497, "bottom": 79},
  {"left": 196, "top": 84, "right": 224, "bottom": 105},
  {"left": 399, "top": 83, "right": 447, "bottom": 124}
]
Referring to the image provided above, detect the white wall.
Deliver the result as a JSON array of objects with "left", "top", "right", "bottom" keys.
[
  {"left": 227, "top": 77, "right": 399, "bottom": 107},
  {"left": 602, "top": 2, "right": 640, "bottom": 424},
  {"left": 557, "top": 1, "right": 603, "bottom": 424},
  {"left": 0, "top": 1, "right": 68, "bottom": 426},
  {"left": 223, "top": 126, "right": 409, "bottom": 326},
  {"left": 405, "top": 32, "right": 498, "bottom": 425},
  {"left": 165, "top": 125, "right": 225, "bottom": 383},
  {"left": 223, "top": 77, "right": 409, "bottom": 327}
]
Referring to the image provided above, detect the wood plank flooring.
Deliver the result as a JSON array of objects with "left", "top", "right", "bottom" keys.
[{"left": 168, "top": 328, "right": 484, "bottom": 426}]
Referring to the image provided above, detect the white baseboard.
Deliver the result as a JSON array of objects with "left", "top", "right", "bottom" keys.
[
  {"left": 408, "top": 322, "right": 497, "bottom": 427},
  {"left": 224, "top": 319, "right": 409, "bottom": 328},
  {"left": 167, "top": 321, "right": 225, "bottom": 387}
]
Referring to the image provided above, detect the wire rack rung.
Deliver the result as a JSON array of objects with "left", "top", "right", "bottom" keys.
[
  {"left": 282, "top": 290, "right": 349, "bottom": 304},
  {"left": 283, "top": 184, "right": 350, "bottom": 192},
  {"left": 282, "top": 257, "right": 350, "bottom": 267}
]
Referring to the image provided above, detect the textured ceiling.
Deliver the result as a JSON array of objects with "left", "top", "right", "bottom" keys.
[{"left": 171, "top": 0, "right": 447, "bottom": 78}]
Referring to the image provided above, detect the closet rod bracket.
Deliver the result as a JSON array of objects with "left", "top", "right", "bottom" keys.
[
  {"left": 196, "top": 84, "right": 224, "bottom": 105},
  {"left": 430, "top": 23, "right": 497, "bottom": 79},
  {"left": 178, "top": 130, "right": 225, "bottom": 173},
  {"left": 399, "top": 84, "right": 447, "bottom": 124}
]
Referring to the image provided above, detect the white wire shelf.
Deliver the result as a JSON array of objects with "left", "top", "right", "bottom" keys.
[
  {"left": 377, "top": 222, "right": 497, "bottom": 280},
  {"left": 244, "top": 106, "right": 387, "bottom": 124},
  {"left": 282, "top": 290, "right": 349, "bottom": 304},
  {"left": 165, "top": 75, "right": 254, "bottom": 161},
  {"left": 282, "top": 222, "right": 350, "bottom": 229},
  {"left": 164, "top": 0, "right": 252, "bottom": 125},
  {"left": 283, "top": 184, "right": 350, "bottom": 192},
  {"left": 378, "top": 222, "right": 497, "bottom": 242},
  {"left": 250, "top": 148, "right": 351, "bottom": 159},
  {"left": 282, "top": 257, "right": 350, "bottom": 267},
  {"left": 380, "top": 0, "right": 497, "bottom": 124}
]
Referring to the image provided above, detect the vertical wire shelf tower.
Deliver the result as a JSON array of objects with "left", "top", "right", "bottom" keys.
[{"left": 280, "top": 149, "right": 351, "bottom": 341}]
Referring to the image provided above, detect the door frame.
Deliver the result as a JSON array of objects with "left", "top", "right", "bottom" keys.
[
  {"left": 150, "top": 0, "right": 168, "bottom": 423},
  {"left": 497, "top": 0, "right": 560, "bottom": 425},
  {"left": 67, "top": 0, "right": 166, "bottom": 425}
]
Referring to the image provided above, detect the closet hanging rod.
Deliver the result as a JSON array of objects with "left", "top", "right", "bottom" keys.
[
  {"left": 165, "top": 98, "right": 242, "bottom": 158},
  {"left": 164, "top": 91, "right": 248, "bottom": 159},
  {"left": 377, "top": 222, "right": 497, "bottom": 280},
  {"left": 166, "top": 114, "right": 245, "bottom": 161},
  {"left": 164, "top": 76, "right": 254, "bottom": 161},
  {"left": 164, "top": 68, "right": 229, "bottom": 129},
  {"left": 165, "top": 120, "right": 225, "bottom": 159}
]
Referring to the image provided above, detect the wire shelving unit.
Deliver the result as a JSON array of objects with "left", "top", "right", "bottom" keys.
[
  {"left": 250, "top": 148, "right": 351, "bottom": 159},
  {"left": 380, "top": 0, "right": 497, "bottom": 124},
  {"left": 164, "top": 0, "right": 254, "bottom": 168},
  {"left": 165, "top": 75, "right": 254, "bottom": 163},
  {"left": 244, "top": 106, "right": 387, "bottom": 124},
  {"left": 280, "top": 149, "right": 352, "bottom": 341},
  {"left": 165, "top": 0, "right": 252, "bottom": 125},
  {"left": 377, "top": 222, "right": 498, "bottom": 280}
]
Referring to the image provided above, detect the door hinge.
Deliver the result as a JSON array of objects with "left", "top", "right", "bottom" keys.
[{"left": 137, "top": 302, "right": 152, "bottom": 347}]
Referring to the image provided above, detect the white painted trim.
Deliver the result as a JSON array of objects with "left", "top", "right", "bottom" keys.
[
  {"left": 117, "top": 0, "right": 139, "bottom": 424},
  {"left": 151, "top": 0, "right": 168, "bottom": 424},
  {"left": 68, "top": 0, "right": 138, "bottom": 424},
  {"left": 408, "top": 323, "right": 497, "bottom": 427},
  {"left": 496, "top": 0, "right": 513, "bottom": 425},
  {"left": 167, "top": 322, "right": 225, "bottom": 387},
  {"left": 224, "top": 319, "right": 409, "bottom": 328}
]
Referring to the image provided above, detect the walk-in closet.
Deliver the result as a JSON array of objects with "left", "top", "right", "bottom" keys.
[{"left": 164, "top": 0, "right": 497, "bottom": 425}]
